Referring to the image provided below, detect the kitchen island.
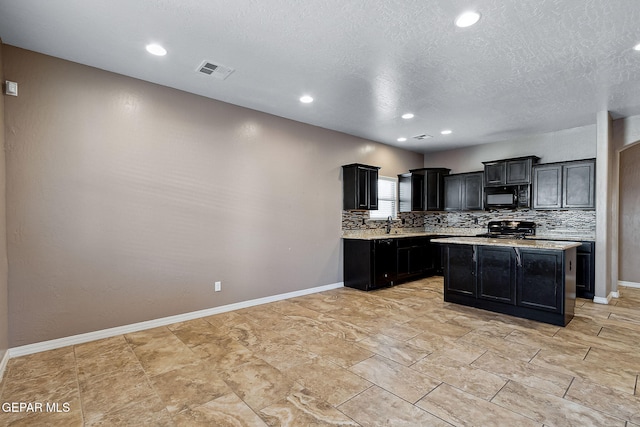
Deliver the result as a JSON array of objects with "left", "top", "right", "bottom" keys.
[{"left": 432, "top": 236, "right": 581, "bottom": 326}]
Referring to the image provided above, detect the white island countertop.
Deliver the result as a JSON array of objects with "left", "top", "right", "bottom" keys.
[{"left": 431, "top": 236, "right": 581, "bottom": 251}]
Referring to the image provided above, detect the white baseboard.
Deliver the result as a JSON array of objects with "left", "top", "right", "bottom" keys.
[
  {"left": 0, "top": 349, "right": 9, "bottom": 382},
  {"left": 593, "top": 293, "right": 614, "bottom": 304},
  {"left": 593, "top": 282, "right": 640, "bottom": 304},
  {"left": 9, "top": 281, "right": 344, "bottom": 358},
  {"left": 618, "top": 280, "right": 640, "bottom": 289}
]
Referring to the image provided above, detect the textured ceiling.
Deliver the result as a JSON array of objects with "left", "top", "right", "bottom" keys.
[{"left": 1, "top": 0, "right": 640, "bottom": 153}]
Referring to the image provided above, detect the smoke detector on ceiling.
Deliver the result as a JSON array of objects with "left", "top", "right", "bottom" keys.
[
  {"left": 412, "top": 134, "right": 433, "bottom": 140},
  {"left": 196, "top": 60, "right": 235, "bottom": 80}
]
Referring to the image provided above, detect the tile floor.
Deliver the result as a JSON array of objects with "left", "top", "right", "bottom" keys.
[{"left": 1, "top": 277, "right": 640, "bottom": 426}]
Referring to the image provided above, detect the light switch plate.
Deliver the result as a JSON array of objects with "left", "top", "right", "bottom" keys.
[{"left": 5, "top": 80, "right": 18, "bottom": 96}]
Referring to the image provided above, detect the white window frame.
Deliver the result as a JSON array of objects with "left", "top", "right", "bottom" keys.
[{"left": 370, "top": 176, "right": 398, "bottom": 220}]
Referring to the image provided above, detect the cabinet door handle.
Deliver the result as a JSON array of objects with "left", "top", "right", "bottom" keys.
[
  {"left": 514, "top": 247, "right": 522, "bottom": 267},
  {"left": 472, "top": 246, "right": 477, "bottom": 263}
]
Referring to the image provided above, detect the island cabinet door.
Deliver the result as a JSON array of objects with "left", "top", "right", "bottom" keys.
[
  {"left": 516, "top": 249, "right": 563, "bottom": 313},
  {"left": 443, "top": 245, "right": 476, "bottom": 297},
  {"left": 477, "top": 246, "right": 517, "bottom": 304}
]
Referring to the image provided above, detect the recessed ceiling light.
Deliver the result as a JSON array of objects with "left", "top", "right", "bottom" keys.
[
  {"left": 145, "top": 43, "right": 167, "bottom": 56},
  {"left": 441, "top": 129, "right": 453, "bottom": 135},
  {"left": 300, "top": 95, "right": 314, "bottom": 103},
  {"left": 401, "top": 113, "right": 414, "bottom": 119},
  {"left": 634, "top": 43, "right": 640, "bottom": 51},
  {"left": 397, "top": 137, "right": 407, "bottom": 142},
  {"left": 455, "top": 11, "right": 481, "bottom": 28}
]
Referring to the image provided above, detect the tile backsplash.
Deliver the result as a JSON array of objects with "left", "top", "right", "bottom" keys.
[
  {"left": 342, "top": 211, "right": 424, "bottom": 231},
  {"left": 342, "top": 208, "right": 596, "bottom": 237}
]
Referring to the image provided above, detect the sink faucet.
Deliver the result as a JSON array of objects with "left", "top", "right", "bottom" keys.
[{"left": 385, "top": 216, "right": 393, "bottom": 234}]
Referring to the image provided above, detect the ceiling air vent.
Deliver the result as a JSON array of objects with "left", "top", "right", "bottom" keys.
[
  {"left": 412, "top": 134, "right": 433, "bottom": 140},
  {"left": 196, "top": 60, "right": 235, "bottom": 80}
]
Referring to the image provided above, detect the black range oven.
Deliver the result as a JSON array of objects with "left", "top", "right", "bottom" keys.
[{"left": 476, "top": 220, "right": 536, "bottom": 239}]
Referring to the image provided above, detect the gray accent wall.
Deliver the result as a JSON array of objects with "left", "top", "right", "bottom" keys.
[{"left": 3, "top": 45, "right": 424, "bottom": 346}]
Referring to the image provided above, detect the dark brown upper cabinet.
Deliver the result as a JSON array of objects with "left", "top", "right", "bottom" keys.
[
  {"left": 398, "top": 168, "right": 450, "bottom": 212},
  {"left": 532, "top": 159, "right": 595, "bottom": 210},
  {"left": 342, "top": 163, "right": 380, "bottom": 210},
  {"left": 532, "top": 164, "right": 562, "bottom": 209},
  {"left": 444, "top": 172, "right": 484, "bottom": 211},
  {"left": 483, "top": 156, "right": 540, "bottom": 187},
  {"left": 563, "top": 160, "right": 596, "bottom": 208}
]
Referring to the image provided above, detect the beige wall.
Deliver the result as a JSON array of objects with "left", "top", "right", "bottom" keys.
[
  {"left": 3, "top": 46, "right": 423, "bottom": 346},
  {"left": 613, "top": 115, "right": 640, "bottom": 149},
  {"left": 618, "top": 142, "right": 640, "bottom": 283},
  {"left": 611, "top": 115, "right": 640, "bottom": 288},
  {"left": 424, "top": 125, "right": 596, "bottom": 173},
  {"left": 594, "top": 112, "right": 615, "bottom": 300},
  {"left": 0, "top": 42, "right": 9, "bottom": 360},
  {"left": 619, "top": 143, "right": 640, "bottom": 282}
]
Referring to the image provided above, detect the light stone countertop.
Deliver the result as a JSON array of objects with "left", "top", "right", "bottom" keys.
[
  {"left": 341, "top": 228, "right": 595, "bottom": 242},
  {"left": 528, "top": 233, "right": 595, "bottom": 242},
  {"left": 431, "top": 236, "right": 581, "bottom": 250},
  {"left": 341, "top": 229, "right": 479, "bottom": 240}
]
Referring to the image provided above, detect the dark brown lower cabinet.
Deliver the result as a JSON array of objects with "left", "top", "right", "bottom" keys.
[
  {"left": 477, "top": 246, "right": 517, "bottom": 304},
  {"left": 344, "top": 236, "right": 441, "bottom": 291},
  {"left": 397, "top": 237, "right": 440, "bottom": 281},
  {"left": 516, "top": 249, "right": 564, "bottom": 313},
  {"left": 442, "top": 244, "right": 476, "bottom": 297},
  {"left": 576, "top": 242, "right": 595, "bottom": 299},
  {"left": 530, "top": 239, "right": 594, "bottom": 299},
  {"left": 442, "top": 243, "right": 576, "bottom": 326},
  {"left": 343, "top": 239, "right": 397, "bottom": 291}
]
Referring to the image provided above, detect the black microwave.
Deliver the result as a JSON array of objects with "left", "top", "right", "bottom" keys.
[{"left": 485, "top": 185, "right": 530, "bottom": 209}]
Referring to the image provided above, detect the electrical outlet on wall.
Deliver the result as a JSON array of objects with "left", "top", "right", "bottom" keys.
[{"left": 214, "top": 281, "right": 222, "bottom": 292}]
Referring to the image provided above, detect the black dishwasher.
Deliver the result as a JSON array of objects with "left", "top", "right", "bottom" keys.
[{"left": 374, "top": 239, "right": 397, "bottom": 288}]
